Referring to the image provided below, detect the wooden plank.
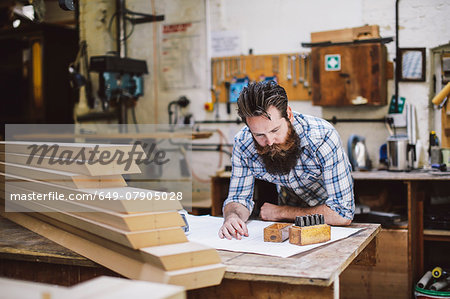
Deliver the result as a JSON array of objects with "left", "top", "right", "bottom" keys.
[
  {"left": 5, "top": 184, "right": 185, "bottom": 232},
  {"left": 0, "top": 151, "right": 142, "bottom": 176},
  {"left": 1, "top": 161, "right": 127, "bottom": 189},
  {"left": 0, "top": 275, "right": 186, "bottom": 299},
  {"left": 6, "top": 199, "right": 188, "bottom": 249},
  {"left": 141, "top": 242, "right": 222, "bottom": 271},
  {"left": 311, "top": 25, "right": 380, "bottom": 43},
  {"left": 0, "top": 141, "right": 145, "bottom": 158},
  {"left": 352, "top": 169, "right": 450, "bottom": 181},
  {"left": 2, "top": 172, "right": 183, "bottom": 213},
  {"left": 340, "top": 229, "right": 409, "bottom": 299},
  {"left": 12, "top": 131, "right": 212, "bottom": 140},
  {"left": 188, "top": 278, "right": 337, "bottom": 299},
  {"left": 67, "top": 276, "right": 186, "bottom": 299},
  {"left": 21, "top": 210, "right": 221, "bottom": 272},
  {"left": 408, "top": 181, "right": 425, "bottom": 291},
  {"left": 0, "top": 210, "right": 225, "bottom": 290}
]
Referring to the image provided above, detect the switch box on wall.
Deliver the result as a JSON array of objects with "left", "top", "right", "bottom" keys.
[{"left": 311, "top": 43, "right": 387, "bottom": 106}]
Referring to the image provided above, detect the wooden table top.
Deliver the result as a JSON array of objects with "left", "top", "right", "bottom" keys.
[
  {"left": 0, "top": 216, "right": 98, "bottom": 267},
  {"left": 352, "top": 170, "right": 450, "bottom": 181},
  {"left": 0, "top": 215, "right": 380, "bottom": 287},
  {"left": 215, "top": 170, "right": 450, "bottom": 181},
  {"left": 218, "top": 223, "right": 380, "bottom": 287}
]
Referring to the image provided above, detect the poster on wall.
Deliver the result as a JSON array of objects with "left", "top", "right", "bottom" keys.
[
  {"left": 211, "top": 30, "right": 242, "bottom": 57},
  {"left": 160, "top": 22, "right": 203, "bottom": 90}
]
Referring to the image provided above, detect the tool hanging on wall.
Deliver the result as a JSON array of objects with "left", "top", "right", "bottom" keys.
[
  {"left": 298, "top": 54, "right": 304, "bottom": 84},
  {"left": 303, "top": 54, "right": 309, "bottom": 88},
  {"left": 272, "top": 55, "right": 279, "bottom": 74},
  {"left": 286, "top": 56, "right": 292, "bottom": 80},
  {"left": 291, "top": 55, "right": 297, "bottom": 87},
  {"left": 211, "top": 53, "right": 312, "bottom": 105}
]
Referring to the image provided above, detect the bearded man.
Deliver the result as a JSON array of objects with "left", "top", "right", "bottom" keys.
[{"left": 218, "top": 81, "right": 354, "bottom": 240}]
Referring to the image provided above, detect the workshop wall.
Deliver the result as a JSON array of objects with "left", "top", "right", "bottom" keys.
[
  {"left": 79, "top": 0, "right": 450, "bottom": 201},
  {"left": 208, "top": 0, "right": 450, "bottom": 169}
]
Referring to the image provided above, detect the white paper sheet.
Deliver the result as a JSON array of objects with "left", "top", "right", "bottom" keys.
[{"left": 185, "top": 214, "right": 362, "bottom": 258}]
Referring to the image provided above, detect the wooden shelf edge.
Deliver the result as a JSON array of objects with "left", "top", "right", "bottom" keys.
[{"left": 423, "top": 229, "right": 450, "bottom": 242}]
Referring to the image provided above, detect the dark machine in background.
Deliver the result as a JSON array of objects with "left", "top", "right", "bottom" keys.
[
  {"left": 0, "top": 21, "right": 78, "bottom": 138},
  {"left": 61, "top": 0, "right": 164, "bottom": 126}
]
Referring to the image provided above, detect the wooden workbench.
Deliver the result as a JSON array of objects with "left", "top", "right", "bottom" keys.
[
  {"left": 210, "top": 169, "right": 450, "bottom": 298},
  {"left": 189, "top": 223, "right": 379, "bottom": 299},
  {"left": 0, "top": 216, "right": 121, "bottom": 286},
  {"left": 0, "top": 215, "right": 379, "bottom": 299},
  {"left": 352, "top": 170, "right": 450, "bottom": 295}
]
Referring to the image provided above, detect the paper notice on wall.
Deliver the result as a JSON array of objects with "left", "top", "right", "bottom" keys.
[
  {"left": 161, "top": 22, "right": 202, "bottom": 90},
  {"left": 211, "top": 31, "right": 241, "bottom": 57}
]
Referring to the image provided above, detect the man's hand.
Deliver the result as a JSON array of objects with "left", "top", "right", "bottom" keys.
[
  {"left": 218, "top": 214, "right": 249, "bottom": 240},
  {"left": 260, "top": 203, "right": 352, "bottom": 226},
  {"left": 218, "top": 202, "right": 250, "bottom": 240},
  {"left": 260, "top": 202, "right": 285, "bottom": 221}
]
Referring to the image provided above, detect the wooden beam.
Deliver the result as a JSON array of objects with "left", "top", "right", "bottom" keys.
[
  {"left": 25, "top": 210, "right": 221, "bottom": 272},
  {"left": 0, "top": 141, "right": 145, "bottom": 159},
  {"left": 7, "top": 199, "right": 188, "bottom": 249},
  {"left": 0, "top": 276, "right": 186, "bottom": 299},
  {"left": 0, "top": 210, "right": 225, "bottom": 290},
  {"left": 4, "top": 184, "right": 184, "bottom": 232},
  {"left": 2, "top": 172, "right": 183, "bottom": 213},
  {"left": 1, "top": 162, "right": 127, "bottom": 189},
  {"left": 0, "top": 152, "right": 142, "bottom": 176}
]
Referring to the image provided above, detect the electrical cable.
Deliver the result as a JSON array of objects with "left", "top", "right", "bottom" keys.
[
  {"left": 107, "top": 11, "right": 135, "bottom": 43},
  {"left": 132, "top": 106, "right": 139, "bottom": 133}
]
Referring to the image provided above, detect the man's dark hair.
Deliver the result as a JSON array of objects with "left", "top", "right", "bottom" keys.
[{"left": 237, "top": 81, "right": 288, "bottom": 123}]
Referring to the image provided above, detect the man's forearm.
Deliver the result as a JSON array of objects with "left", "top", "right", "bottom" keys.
[
  {"left": 279, "top": 204, "right": 351, "bottom": 226},
  {"left": 223, "top": 202, "right": 250, "bottom": 222}
]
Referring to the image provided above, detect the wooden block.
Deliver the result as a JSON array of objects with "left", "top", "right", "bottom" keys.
[
  {"left": 263, "top": 223, "right": 292, "bottom": 242},
  {"left": 311, "top": 25, "right": 380, "bottom": 43},
  {"left": 289, "top": 224, "right": 331, "bottom": 246},
  {"left": 141, "top": 242, "right": 222, "bottom": 271}
]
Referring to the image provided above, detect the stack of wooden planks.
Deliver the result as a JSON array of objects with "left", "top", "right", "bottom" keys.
[
  {"left": 0, "top": 141, "right": 225, "bottom": 290},
  {"left": 1, "top": 276, "right": 186, "bottom": 299}
]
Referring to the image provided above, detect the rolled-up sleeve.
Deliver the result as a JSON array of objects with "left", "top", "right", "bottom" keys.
[
  {"left": 316, "top": 129, "right": 355, "bottom": 220},
  {"left": 222, "top": 139, "right": 255, "bottom": 213}
]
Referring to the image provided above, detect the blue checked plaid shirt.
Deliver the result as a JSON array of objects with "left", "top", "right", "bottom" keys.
[{"left": 223, "top": 112, "right": 355, "bottom": 220}]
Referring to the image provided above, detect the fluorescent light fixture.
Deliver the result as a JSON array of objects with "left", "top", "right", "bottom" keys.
[{"left": 13, "top": 4, "right": 35, "bottom": 21}]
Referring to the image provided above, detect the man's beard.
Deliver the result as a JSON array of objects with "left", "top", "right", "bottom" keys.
[{"left": 254, "top": 122, "right": 301, "bottom": 175}]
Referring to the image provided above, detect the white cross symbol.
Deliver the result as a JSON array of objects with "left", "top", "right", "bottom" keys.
[{"left": 328, "top": 57, "right": 338, "bottom": 68}]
